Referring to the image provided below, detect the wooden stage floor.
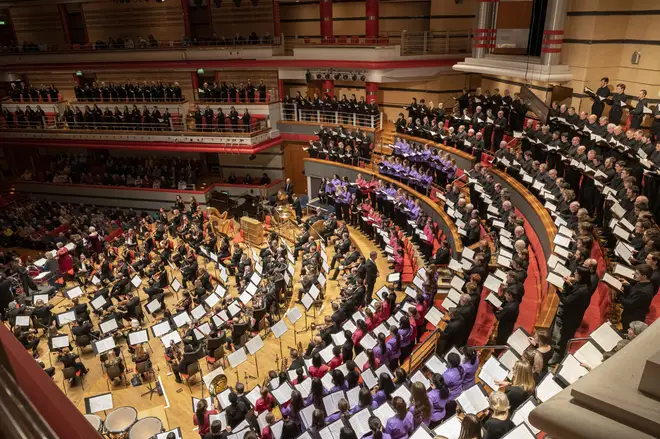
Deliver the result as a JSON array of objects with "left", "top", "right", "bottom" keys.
[{"left": 37, "top": 226, "right": 393, "bottom": 439}]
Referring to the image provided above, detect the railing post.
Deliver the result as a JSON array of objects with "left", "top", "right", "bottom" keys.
[
  {"left": 353, "top": 113, "right": 357, "bottom": 126},
  {"left": 316, "top": 110, "right": 321, "bottom": 123},
  {"left": 445, "top": 30, "right": 449, "bottom": 54},
  {"left": 423, "top": 31, "right": 428, "bottom": 54},
  {"left": 370, "top": 115, "right": 374, "bottom": 129},
  {"left": 169, "top": 118, "right": 174, "bottom": 131},
  {"left": 379, "top": 112, "right": 383, "bottom": 130},
  {"left": 334, "top": 111, "right": 338, "bottom": 124},
  {"left": 294, "top": 103, "right": 299, "bottom": 121},
  {"left": 400, "top": 30, "right": 406, "bottom": 55}
]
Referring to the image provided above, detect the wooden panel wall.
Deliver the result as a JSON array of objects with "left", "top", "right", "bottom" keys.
[
  {"left": 429, "top": 0, "right": 475, "bottom": 31},
  {"left": 9, "top": 5, "right": 66, "bottom": 46},
  {"left": 283, "top": 142, "right": 309, "bottom": 195},
  {"left": 279, "top": 2, "right": 319, "bottom": 37},
  {"left": 82, "top": 1, "right": 185, "bottom": 43},
  {"left": 210, "top": 2, "right": 274, "bottom": 38},
  {"left": 561, "top": 0, "right": 660, "bottom": 113},
  {"left": 218, "top": 150, "right": 285, "bottom": 182}
]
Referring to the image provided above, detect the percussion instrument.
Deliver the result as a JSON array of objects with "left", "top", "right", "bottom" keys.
[
  {"left": 104, "top": 406, "right": 138, "bottom": 434},
  {"left": 128, "top": 417, "right": 164, "bottom": 439},
  {"left": 84, "top": 414, "right": 103, "bottom": 433}
]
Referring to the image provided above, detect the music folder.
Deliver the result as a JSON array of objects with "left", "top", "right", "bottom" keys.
[
  {"left": 590, "top": 321, "right": 622, "bottom": 352},
  {"left": 50, "top": 334, "right": 70, "bottom": 350},
  {"left": 92, "top": 336, "right": 116, "bottom": 355},
  {"left": 156, "top": 428, "right": 182, "bottom": 439},
  {"left": 56, "top": 310, "right": 77, "bottom": 326},
  {"left": 456, "top": 384, "right": 489, "bottom": 414},
  {"left": 84, "top": 392, "right": 113, "bottom": 414},
  {"left": 65, "top": 286, "right": 84, "bottom": 300},
  {"left": 535, "top": 373, "right": 563, "bottom": 403},
  {"left": 127, "top": 329, "right": 149, "bottom": 346}
]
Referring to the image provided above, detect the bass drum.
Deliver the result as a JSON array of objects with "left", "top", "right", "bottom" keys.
[{"left": 84, "top": 414, "right": 103, "bottom": 433}]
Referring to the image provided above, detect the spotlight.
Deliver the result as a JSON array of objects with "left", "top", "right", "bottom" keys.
[
  {"left": 249, "top": 154, "right": 256, "bottom": 161},
  {"left": 359, "top": 74, "right": 366, "bottom": 81},
  {"left": 351, "top": 74, "right": 357, "bottom": 81},
  {"left": 343, "top": 73, "right": 349, "bottom": 80},
  {"left": 334, "top": 73, "right": 341, "bottom": 80},
  {"left": 316, "top": 73, "right": 322, "bottom": 79},
  {"left": 324, "top": 73, "right": 331, "bottom": 80}
]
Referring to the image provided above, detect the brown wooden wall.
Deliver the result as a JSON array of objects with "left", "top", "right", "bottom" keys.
[
  {"left": 82, "top": 1, "right": 185, "bottom": 44},
  {"left": 10, "top": 5, "right": 66, "bottom": 46},
  {"left": 283, "top": 141, "right": 309, "bottom": 195},
  {"left": 210, "top": 1, "right": 274, "bottom": 37}
]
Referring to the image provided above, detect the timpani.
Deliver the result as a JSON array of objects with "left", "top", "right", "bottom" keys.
[
  {"left": 104, "top": 406, "right": 138, "bottom": 436},
  {"left": 84, "top": 413, "right": 103, "bottom": 434},
  {"left": 128, "top": 417, "right": 164, "bottom": 439}
]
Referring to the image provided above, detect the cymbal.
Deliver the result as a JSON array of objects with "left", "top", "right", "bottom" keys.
[
  {"left": 276, "top": 205, "right": 288, "bottom": 212},
  {"left": 279, "top": 213, "right": 291, "bottom": 219}
]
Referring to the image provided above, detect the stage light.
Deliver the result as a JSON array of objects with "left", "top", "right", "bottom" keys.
[
  {"left": 249, "top": 154, "right": 256, "bottom": 160},
  {"left": 76, "top": 70, "right": 83, "bottom": 76},
  {"left": 351, "top": 74, "right": 357, "bottom": 81},
  {"left": 359, "top": 74, "right": 366, "bottom": 81},
  {"left": 197, "top": 68, "right": 205, "bottom": 74},
  {"left": 334, "top": 73, "right": 341, "bottom": 80},
  {"left": 343, "top": 73, "right": 349, "bottom": 80},
  {"left": 324, "top": 73, "right": 331, "bottom": 80},
  {"left": 316, "top": 73, "right": 322, "bottom": 79}
]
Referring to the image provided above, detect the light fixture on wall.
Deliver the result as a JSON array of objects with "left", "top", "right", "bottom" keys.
[{"left": 631, "top": 51, "right": 641, "bottom": 65}]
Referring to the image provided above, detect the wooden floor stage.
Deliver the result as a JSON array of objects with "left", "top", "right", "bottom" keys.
[{"left": 36, "top": 225, "right": 394, "bottom": 439}]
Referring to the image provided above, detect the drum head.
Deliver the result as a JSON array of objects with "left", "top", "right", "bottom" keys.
[
  {"left": 104, "top": 406, "right": 138, "bottom": 433},
  {"left": 84, "top": 414, "right": 102, "bottom": 431},
  {"left": 128, "top": 417, "right": 164, "bottom": 439}
]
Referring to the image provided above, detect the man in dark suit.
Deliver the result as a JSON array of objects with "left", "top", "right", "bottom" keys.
[
  {"left": 631, "top": 89, "right": 648, "bottom": 129},
  {"left": 284, "top": 178, "right": 294, "bottom": 203},
  {"left": 589, "top": 77, "right": 611, "bottom": 117},
  {"left": 436, "top": 308, "right": 466, "bottom": 356},
  {"left": 494, "top": 291, "right": 520, "bottom": 347},
  {"left": 364, "top": 251, "right": 379, "bottom": 305},
  {"left": 620, "top": 264, "right": 656, "bottom": 330}
]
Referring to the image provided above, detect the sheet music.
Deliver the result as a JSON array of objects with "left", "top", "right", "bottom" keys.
[
  {"left": 348, "top": 408, "right": 372, "bottom": 439},
  {"left": 450, "top": 275, "right": 465, "bottom": 291},
  {"left": 457, "top": 385, "right": 489, "bottom": 414},
  {"left": 410, "top": 370, "right": 430, "bottom": 389},
  {"left": 478, "top": 357, "right": 509, "bottom": 390},
  {"left": 209, "top": 412, "right": 227, "bottom": 429},
  {"left": 87, "top": 393, "right": 113, "bottom": 413},
  {"left": 441, "top": 296, "right": 457, "bottom": 311},
  {"left": 99, "top": 318, "right": 118, "bottom": 335},
  {"left": 246, "top": 385, "right": 261, "bottom": 407},
  {"left": 295, "top": 379, "right": 312, "bottom": 399},
  {"left": 217, "top": 388, "right": 233, "bottom": 409},
  {"left": 319, "top": 343, "right": 335, "bottom": 363},
  {"left": 15, "top": 315, "right": 30, "bottom": 327},
  {"left": 424, "top": 355, "right": 447, "bottom": 374},
  {"left": 172, "top": 311, "right": 191, "bottom": 328},
  {"left": 590, "top": 322, "right": 621, "bottom": 352},
  {"left": 90, "top": 295, "right": 107, "bottom": 311},
  {"left": 613, "top": 263, "right": 635, "bottom": 280},
  {"left": 271, "top": 381, "right": 293, "bottom": 404},
  {"left": 485, "top": 292, "right": 502, "bottom": 308},
  {"left": 215, "top": 284, "right": 227, "bottom": 297},
  {"left": 547, "top": 272, "right": 565, "bottom": 289},
  {"left": 32, "top": 294, "right": 49, "bottom": 304},
  {"left": 391, "top": 384, "right": 411, "bottom": 402},
  {"left": 424, "top": 307, "right": 444, "bottom": 327},
  {"left": 160, "top": 330, "right": 182, "bottom": 347},
  {"left": 323, "top": 391, "right": 346, "bottom": 415},
  {"left": 484, "top": 275, "right": 503, "bottom": 293},
  {"left": 574, "top": 341, "right": 603, "bottom": 369},
  {"left": 448, "top": 259, "right": 462, "bottom": 271},
  {"left": 506, "top": 328, "right": 530, "bottom": 355},
  {"left": 194, "top": 323, "right": 211, "bottom": 340},
  {"left": 300, "top": 404, "right": 316, "bottom": 428},
  {"left": 228, "top": 301, "right": 242, "bottom": 317},
  {"left": 205, "top": 293, "right": 221, "bottom": 309},
  {"left": 51, "top": 334, "right": 69, "bottom": 349},
  {"left": 170, "top": 278, "right": 182, "bottom": 292},
  {"left": 57, "top": 310, "right": 76, "bottom": 325},
  {"left": 191, "top": 304, "right": 206, "bottom": 321},
  {"left": 245, "top": 335, "right": 264, "bottom": 355},
  {"left": 228, "top": 347, "right": 248, "bottom": 368},
  {"left": 272, "top": 319, "right": 289, "bottom": 339},
  {"left": 433, "top": 415, "right": 462, "bottom": 439},
  {"left": 65, "top": 286, "right": 84, "bottom": 300},
  {"left": 501, "top": 424, "right": 536, "bottom": 439},
  {"left": 557, "top": 354, "right": 588, "bottom": 385},
  {"left": 601, "top": 272, "right": 622, "bottom": 291},
  {"left": 614, "top": 242, "right": 634, "bottom": 263},
  {"left": 360, "top": 333, "right": 377, "bottom": 350},
  {"left": 131, "top": 275, "right": 143, "bottom": 288},
  {"left": 535, "top": 373, "right": 563, "bottom": 402},
  {"left": 93, "top": 336, "right": 116, "bottom": 355},
  {"left": 410, "top": 427, "right": 433, "bottom": 439},
  {"left": 511, "top": 398, "right": 540, "bottom": 434},
  {"left": 128, "top": 329, "right": 149, "bottom": 345},
  {"left": 331, "top": 331, "right": 346, "bottom": 345}
]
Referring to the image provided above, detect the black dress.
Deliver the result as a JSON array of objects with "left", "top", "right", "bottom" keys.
[{"left": 483, "top": 417, "right": 515, "bottom": 439}]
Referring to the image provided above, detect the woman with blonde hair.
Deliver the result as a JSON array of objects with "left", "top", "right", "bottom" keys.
[
  {"left": 496, "top": 360, "right": 536, "bottom": 412},
  {"left": 457, "top": 414, "right": 482, "bottom": 439},
  {"left": 409, "top": 381, "right": 432, "bottom": 427},
  {"left": 483, "top": 391, "right": 514, "bottom": 439}
]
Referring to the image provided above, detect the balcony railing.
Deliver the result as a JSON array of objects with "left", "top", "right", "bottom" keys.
[
  {"left": 283, "top": 30, "right": 471, "bottom": 56},
  {"left": 400, "top": 30, "right": 472, "bottom": 56},
  {"left": 193, "top": 90, "right": 279, "bottom": 104},
  {"left": 0, "top": 116, "right": 268, "bottom": 134},
  {"left": 0, "top": 37, "right": 282, "bottom": 54},
  {"left": 281, "top": 103, "right": 382, "bottom": 129}
]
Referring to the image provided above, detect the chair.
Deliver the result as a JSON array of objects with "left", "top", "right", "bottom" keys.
[
  {"left": 106, "top": 364, "right": 127, "bottom": 390},
  {"left": 62, "top": 366, "right": 84, "bottom": 395},
  {"left": 300, "top": 195, "right": 310, "bottom": 215},
  {"left": 180, "top": 361, "right": 200, "bottom": 392},
  {"left": 75, "top": 334, "right": 92, "bottom": 354},
  {"left": 205, "top": 346, "right": 226, "bottom": 370}
]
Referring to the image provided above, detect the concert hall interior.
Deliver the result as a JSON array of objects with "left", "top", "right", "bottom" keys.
[{"left": 0, "top": 0, "right": 659, "bottom": 438}]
